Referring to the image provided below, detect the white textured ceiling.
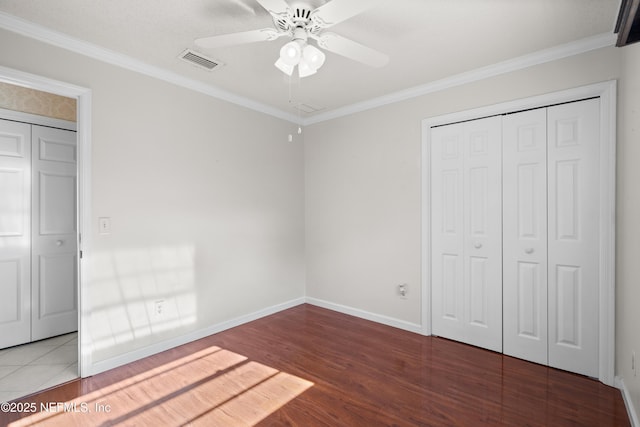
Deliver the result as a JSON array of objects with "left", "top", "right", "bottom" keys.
[{"left": 0, "top": 0, "right": 620, "bottom": 120}]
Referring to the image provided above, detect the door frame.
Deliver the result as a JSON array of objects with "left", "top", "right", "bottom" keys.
[
  {"left": 421, "top": 80, "right": 616, "bottom": 386},
  {"left": 0, "top": 65, "right": 92, "bottom": 377}
]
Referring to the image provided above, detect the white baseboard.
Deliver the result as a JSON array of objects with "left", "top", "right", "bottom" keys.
[
  {"left": 86, "top": 297, "right": 422, "bottom": 376},
  {"left": 616, "top": 376, "right": 639, "bottom": 427},
  {"left": 305, "top": 297, "right": 423, "bottom": 334},
  {"left": 86, "top": 297, "right": 306, "bottom": 376}
]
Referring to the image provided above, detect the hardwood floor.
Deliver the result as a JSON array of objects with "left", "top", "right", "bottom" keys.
[{"left": 0, "top": 304, "right": 630, "bottom": 426}]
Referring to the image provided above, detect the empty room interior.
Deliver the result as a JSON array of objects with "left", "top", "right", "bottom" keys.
[{"left": 1, "top": 0, "right": 640, "bottom": 425}]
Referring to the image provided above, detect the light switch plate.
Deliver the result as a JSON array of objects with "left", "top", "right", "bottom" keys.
[{"left": 99, "top": 217, "right": 111, "bottom": 235}]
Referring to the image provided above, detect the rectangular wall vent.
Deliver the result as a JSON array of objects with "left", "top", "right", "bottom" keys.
[{"left": 179, "top": 49, "right": 222, "bottom": 71}]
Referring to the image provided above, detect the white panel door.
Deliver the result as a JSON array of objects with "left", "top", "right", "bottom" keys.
[
  {"left": 0, "top": 119, "right": 31, "bottom": 348},
  {"left": 431, "top": 124, "right": 465, "bottom": 344},
  {"left": 502, "top": 109, "right": 548, "bottom": 365},
  {"left": 31, "top": 125, "right": 78, "bottom": 341},
  {"left": 431, "top": 116, "right": 502, "bottom": 352},
  {"left": 547, "top": 99, "right": 600, "bottom": 377}
]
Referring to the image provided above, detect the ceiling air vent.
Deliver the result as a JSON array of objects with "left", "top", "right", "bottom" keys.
[
  {"left": 295, "top": 103, "right": 324, "bottom": 114},
  {"left": 179, "top": 49, "right": 222, "bottom": 71}
]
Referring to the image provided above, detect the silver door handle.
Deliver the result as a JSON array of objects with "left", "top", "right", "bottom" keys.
[
  {"left": 525, "top": 248, "right": 534, "bottom": 254},
  {"left": 56, "top": 240, "right": 64, "bottom": 246}
]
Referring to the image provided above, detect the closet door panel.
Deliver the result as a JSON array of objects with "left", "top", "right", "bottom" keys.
[
  {"left": 432, "top": 117, "right": 502, "bottom": 352},
  {"left": 547, "top": 98, "right": 600, "bottom": 378},
  {"left": 503, "top": 109, "right": 548, "bottom": 365},
  {"left": 463, "top": 120, "right": 502, "bottom": 352},
  {"left": 31, "top": 125, "right": 78, "bottom": 341},
  {"left": 432, "top": 127, "right": 465, "bottom": 340},
  {"left": 0, "top": 119, "right": 31, "bottom": 349}
]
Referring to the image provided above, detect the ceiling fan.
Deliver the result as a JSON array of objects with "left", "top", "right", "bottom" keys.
[{"left": 195, "top": 0, "right": 389, "bottom": 78}]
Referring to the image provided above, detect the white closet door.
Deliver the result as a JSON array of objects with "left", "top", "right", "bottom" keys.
[
  {"left": 502, "top": 108, "right": 548, "bottom": 365},
  {"left": 431, "top": 123, "right": 465, "bottom": 344},
  {"left": 547, "top": 99, "right": 600, "bottom": 377},
  {"left": 0, "top": 119, "right": 32, "bottom": 348},
  {"left": 431, "top": 116, "right": 502, "bottom": 352},
  {"left": 31, "top": 125, "right": 78, "bottom": 341}
]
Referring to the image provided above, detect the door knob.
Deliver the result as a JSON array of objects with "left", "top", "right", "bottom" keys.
[
  {"left": 474, "top": 242, "right": 482, "bottom": 249},
  {"left": 525, "top": 247, "right": 534, "bottom": 254},
  {"left": 56, "top": 240, "right": 64, "bottom": 246}
]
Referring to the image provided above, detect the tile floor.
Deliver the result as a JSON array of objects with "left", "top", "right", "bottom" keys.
[{"left": 0, "top": 333, "right": 78, "bottom": 403}]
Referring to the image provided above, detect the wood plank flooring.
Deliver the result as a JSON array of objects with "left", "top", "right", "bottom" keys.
[{"left": 0, "top": 304, "right": 630, "bottom": 426}]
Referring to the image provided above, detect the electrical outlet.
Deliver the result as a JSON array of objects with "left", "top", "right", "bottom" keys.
[{"left": 154, "top": 299, "right": 165, "bottom": 317}]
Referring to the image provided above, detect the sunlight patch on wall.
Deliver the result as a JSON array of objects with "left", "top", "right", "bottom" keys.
[{"left": 87, "top": 245, "right": 197, "bottom": 354}]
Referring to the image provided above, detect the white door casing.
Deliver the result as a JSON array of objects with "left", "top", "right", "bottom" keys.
[
  {"left": 0, "top": 119, "right": 32, "bottom": 348},
  {"left": 502, "top": 108, "right": 549, "bottom": 365},
  {"left": 31, "top": 125, "right": 78, "bottom": 341},
  {"left": 0, "top": 65, "right": 92, "bottom": 377},
  {"left": 546, "top": 99, "right": 600, "bottom": 377},
  {"left": 429, "top": 96, "right": 605, "bottom": 379},
  {"left": 431, "top": 116, "right": 503, "bottom": 352},
  {"left": 422, "top": 81, "right": 616, "bottom": 385}
]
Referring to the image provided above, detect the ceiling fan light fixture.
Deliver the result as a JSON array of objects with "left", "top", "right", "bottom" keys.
[
  {"left": 275, "top": 57, "right": 295, "bottom": 76},
  {"left": 298, "top": 58, "right": 317, "bottom": 78},
  {"left": 303, "top": 44, "right": 326, "bottom": 70},
  {"left": 279, "top": 40, "right": 302, "bottom": 66}
]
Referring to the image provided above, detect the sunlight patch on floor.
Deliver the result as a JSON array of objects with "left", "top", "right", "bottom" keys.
[{"left": 10, "top": 345, "right": 313, "bottom": 426}]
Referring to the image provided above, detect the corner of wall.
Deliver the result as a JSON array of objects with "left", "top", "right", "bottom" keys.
[{"left": 616, "top": 376, "right": 639, "bottom": 427}]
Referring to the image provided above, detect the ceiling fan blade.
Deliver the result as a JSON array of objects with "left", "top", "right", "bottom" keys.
[
  {"left": 312, "top": 0, "right": 382, "bottom": 27},
  {"left": 195, "top": 28, "right": 283, "bottom": 49},
  {"left": 315, "top": 33, "right": 389, "bottom": 68},
  {"left": 255, "top": 0, "right": 290, "bottom": 14}
]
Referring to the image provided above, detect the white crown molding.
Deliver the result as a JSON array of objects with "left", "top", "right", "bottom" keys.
[
  {"left": 0, "top": 11, "right": 616, "bottom": 126},
  {"left": 303, "top": 32, "right": 617, "bottom": 125},
  {"left": 0, "top": 11, "right": 301, "bottom": 124}
]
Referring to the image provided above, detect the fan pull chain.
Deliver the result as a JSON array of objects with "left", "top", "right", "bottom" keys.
[
  {"left": 286, "top": 74, "right": 303, "bottom": 141},
  {"left": 296, "top": 72, "right": 303, "bottom": 135}
]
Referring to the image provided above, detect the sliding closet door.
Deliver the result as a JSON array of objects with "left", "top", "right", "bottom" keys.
[
  {"left": 0, "top": 119, "right": 32, "bottom": 348},
  {"left": 431, "top": 116, "right": 502, "bottom": 352},
  {"left": 503, "top": 109, "right": 548, "bottom": 365},
  {"left": 547, "top": 99, "right": 600, "bottom": 377}
]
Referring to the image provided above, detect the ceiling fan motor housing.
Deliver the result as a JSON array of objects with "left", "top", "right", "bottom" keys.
[{"left": 272, "top": 4, "right": 324, "bottom": 37}]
